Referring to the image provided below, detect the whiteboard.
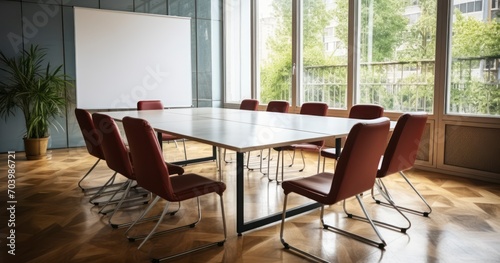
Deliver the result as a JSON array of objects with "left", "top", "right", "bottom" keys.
[{"left": 74, "top": 7, "right": 192, "bottom": 109}]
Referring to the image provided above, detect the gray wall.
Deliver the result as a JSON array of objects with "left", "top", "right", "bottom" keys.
[{"left": 0, "top": 0, "right": 222, "bottom": 152}]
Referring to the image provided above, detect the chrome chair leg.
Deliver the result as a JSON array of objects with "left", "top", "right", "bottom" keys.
[
  {"left": 98, "top": 180, "right": 131, "bottom": 214},
  {"left": 137, "top": 201, "right": 172, "bottom": 249},
  {"left": 344, "top": 183, "right": 411, "bottom": 233},
  {"left": 181, "top": 139, "right": 187, "bottom": 160},
  {"left": 288, "top": 150, "right": 296, "bottom": 167},
  {"left": 274, "top": 150, "right": 285, "bottom": 183},
  {"left": 104, "top": 181, "right": 153, "bottom": 229},
  {"left": 315, "top": 150, "right": 321, "bottom": 173},
  {"left": 129, "top": 197, "right": 202, "bottom": 244},
  {"left": 247, "top": 149, "right": 267, "bottom": 172},
  {"left": 322, "top": 195, "right": 386, "bottom": 249},
  {"left": 259, "top": 149, "right": 271, "bottom": 174},
  {"left": 125, "top": 196, "right": 162, "bottom": 236},
  {"left": 246, "top": 150, "right": 252, "bottom": 170},
  {"left": 280, "top": 195, "right": 329, "bottom": 263},
  {"left": 371, "top": 172, "right": 432, "bottom": 217},
  {"left": 150, "top": 195, "right": 227, "bottom": 263},
  {"left": 218, "top": 147, "right": 223, "bottom": 181},
  {"left": 88, "top": 172, "right": 118, "bottom": 204},
  {"left": 78, "top": 158, "right": 101, "bottom": 191},
  {"left": 297, "top": 151, "right": 306, "bottom": 172},
  {"left": 298, "top": 149, "right": 321, "bottom": 173},
  {"left": 280, "top": 194, "right": 386, "bottom": 262},
  {"left": 91, "top": 177, "right": 144, "bottom": 207},
  {"left": 223, "top": 148, "right": 232, "bottom": 163},
  {"left": 122, "top": 195, "right": 181, "bottom": 232},
  {"left": 267, "top": 149, "right": 273, "bottom": 180}
]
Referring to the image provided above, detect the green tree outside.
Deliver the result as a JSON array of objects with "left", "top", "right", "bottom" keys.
[{"left": 259, "top": 0, "right": 500, "bottom": 115}]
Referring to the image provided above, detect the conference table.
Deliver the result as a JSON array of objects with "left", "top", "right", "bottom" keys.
[{"left": 101, "top": 107, "right": 392, "bottom": 235}]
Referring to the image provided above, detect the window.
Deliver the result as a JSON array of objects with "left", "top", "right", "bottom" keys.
[
  {"left": 300, "top": 0, "right": 348, "bottom": 108},
  {"left": 357, "top": 0, "right": 436, "bottom": 113},
  {"left": 256, "top": 0, "right": 293, "bottom": 104},
  {"left": 474, "top": 0, "right": 482, "bottom": 12},
  {"left": 225, "top": 0, "right": 251, "bottom": 103},
  {"left": 255, "top": 0, "right": 348, "bottom": 107},
  {"left": 226, "top": 0, "right": 498, "bottom": 117},
  {"left": 447, "top": 1, "right": 500, "bottom": 116},
  {"left": 455, "top": 1, "right": 484, "bottom": 14}
]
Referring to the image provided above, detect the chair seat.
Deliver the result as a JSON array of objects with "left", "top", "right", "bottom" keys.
[
  {"left": 273, "top": 143, "right": 321, "bottom": 152},
  {"left": 273, "top": 145, "right": 295, "bottom": 151},
  {"left": 320, "top": 148, "right": 338, "bottom": 159},
  {"left": 162, "top": 133, "right": 181, "bottom": 141},
  {"left": 163, "top": 173, "right": 226, "bottom": 202},
  {"left": 282, "top": 172, "right": 333, "bottom": 203},
  {"left": 291, "top": 143, "right": 322, "bottom": 151}
]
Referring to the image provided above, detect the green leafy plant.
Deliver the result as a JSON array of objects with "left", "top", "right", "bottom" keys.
[{"left": 0, "top": 45, "right": 71, "bottom": 139}]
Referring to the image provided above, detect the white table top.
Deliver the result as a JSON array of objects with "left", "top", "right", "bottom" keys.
[
  {"left": 102, "top": 108, "right": 392, "bottom": 152},
  {"left": 100, "top": 107, "right": 395, "bottom": 234}
]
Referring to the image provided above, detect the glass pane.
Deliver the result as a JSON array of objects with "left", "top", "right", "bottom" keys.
[
  {"left": 257, "top": 0, "right": 292, "bottom": 104},
  {"left": 460, "top": 3, "right": 466, "bottom": 13},
  {"left": 447, "top": 1, "right": 500, "bottom": 116},
  {"left": 358, "top": 0, "right": 436, "bottom": 113},
  {"left": 135, "top": 0, "right": 167, "bottom": 15},
  {"left": 301, "top": 0, "right": 348, "bottom": 108},
  {"left": 475, "top": 1, "right": 482, "bottom": 12},
  {"left": 197, "top": 20, "right": 222, "bottom": 103},
  {"left": 197, "top": 0, "right": 221, "bottom": 21},
  {"left": 224, "top": 0, "right": 251, "bottom": 103},
  {"left": 100, "top": 0, "right": 133, "bottom": 11},
  {"left": 168, "top": 0, "right": 195, "bottom": 18}
]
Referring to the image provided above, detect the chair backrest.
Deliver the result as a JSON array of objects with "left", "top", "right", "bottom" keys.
[
  {"left": 349, "top": 104, "right": 384, "bottom": 119},
  {"left": 74, "top": 108, "right": 105, "bottom": 160},
  {"left": 299, "top": 102, "right": 328, "bottom": 116},
  {"left": 329, "top": 118, "right": 390, "bottom": 203},
  {"left": 299, "top": 102, "right": 329, "bottom": 147},
  {"left": 378, "top": 112, "right": 427, "bottom": 178},
  {"left": 137, "top": 100, "right": 163, "bottom": 110},
  {"left": 266, "top": 100, "right": 290, "bottom": 113},
  {"left": 92, "top": 113, "right": 134, "bottom": 180},
  {"left": 240, "top": 99, "right": 259, "bottom": 111},
  {"left": 122, "top": 116, "right": 176, "bottom": 200}
]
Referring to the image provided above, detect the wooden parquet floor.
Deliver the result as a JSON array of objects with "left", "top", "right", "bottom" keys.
[{"left": 1, "top": 141, "right": 500, "bottom": 263}]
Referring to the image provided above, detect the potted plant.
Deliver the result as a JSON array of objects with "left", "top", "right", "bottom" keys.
[{"left": 0, "top": 45, "right": 71, "bottom": 160}]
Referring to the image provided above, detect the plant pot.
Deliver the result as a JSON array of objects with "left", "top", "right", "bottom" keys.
[{"left": 23, "top": 137, "right": 49, "bottom": 160}]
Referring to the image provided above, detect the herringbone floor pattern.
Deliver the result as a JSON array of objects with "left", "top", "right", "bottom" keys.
[{"left": 1, "top": 141, "right": 499, "bottom": 263}]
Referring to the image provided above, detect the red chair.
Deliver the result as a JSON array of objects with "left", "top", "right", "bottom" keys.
[
  {"left": 321, "top": 104, "right": 384, "bottom": 171},
  {"left": 265, "top": 100, "right": 289, "bottom": 113},
  {"left": 220, "top": 99, "right": 260, "bottom": 168},
  {"left": 246, "top": 101, "right": 290, "bottom": 173},
  {"left": 239, "top": 98, "right": 259, "bottom": 111},
  {"left": 272, "top": 102, "right": 328, "bottom": 182},
  {"left": 372, "top": 112, "right": 432, "bottom": 217},
  {"left": 92, "top": 113, "right": 184, "bottom": 228},
  {"left": 75, "top": 108, "right": 121, "bottom": 195},
  {"left": 73, "top": 109, "right": 127, "bottom": 206},
  {"left": 280, "top": 118, "right": 390, "bottom": 261},
  {"left": 122, "top": 116, "right": 227, "bottom": 262},
  {"left": 137, "top": 100, "right": 187, "bottom": 160}
]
